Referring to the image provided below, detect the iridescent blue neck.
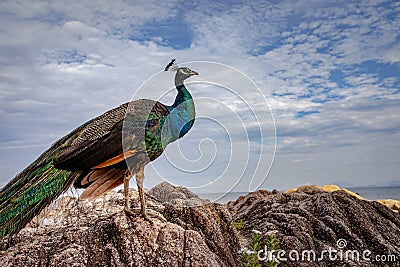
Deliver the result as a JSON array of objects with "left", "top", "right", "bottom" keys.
[
  {"left": 170, "top": 85, "right": 192, "bottom": 109},
  {"left": 163, "top": 83, "right": 195, "bottom": 144}
]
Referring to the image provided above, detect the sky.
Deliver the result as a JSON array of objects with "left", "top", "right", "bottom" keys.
[{"left": 0, "top": 0, "right": 399, "bottom": 196}]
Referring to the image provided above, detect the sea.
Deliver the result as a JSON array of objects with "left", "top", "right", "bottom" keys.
[
  {"left": 348, "top": 186, "right": 400, "bottom": 201},
  {"left": 198, "top": 186, "right": 400, "bottom": 204}
]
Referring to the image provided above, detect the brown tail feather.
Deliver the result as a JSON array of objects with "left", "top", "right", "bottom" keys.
[
  {"left": 78, "top": 169, "right": 105, "bottom": 188},
  {"left": 79, "top": 168, "right": 126, "bottom": 199}
]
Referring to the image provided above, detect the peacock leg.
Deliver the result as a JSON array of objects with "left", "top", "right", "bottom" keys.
[
  {"left": 123, "top": 166, "right": 151, "bottom": 222},
  {"left": 124, "top": 166, "right": 165, "bottom": 223},
  {"left": 123, "top": 169, "right": 134, "bottom": 212},
  {"left": 136, "top": 165, "right": 149, "bottom": 221}
]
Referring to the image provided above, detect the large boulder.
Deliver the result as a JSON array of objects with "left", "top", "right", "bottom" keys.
[
  {"left": 227, "top": 186, "right": 400, "bottom": 267},
  {"left": 0, "top": 185, "right": 241, "bottom": 267},
  {"left": 1, "top": 183, "right": 399, "bottom": 267}
]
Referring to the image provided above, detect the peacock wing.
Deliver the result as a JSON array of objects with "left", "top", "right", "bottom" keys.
[{"left": 54, "top": 99, "right": 161, "bottom": 171}]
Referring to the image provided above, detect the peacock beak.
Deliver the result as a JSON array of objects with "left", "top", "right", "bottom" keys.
[{"left": 190, "top": 70, "right": 199, "bottom": 76}]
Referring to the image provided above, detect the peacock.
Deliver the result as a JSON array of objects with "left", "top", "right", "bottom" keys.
[{"left": 0, "top": 59, "right": 198, "bottom": 237}]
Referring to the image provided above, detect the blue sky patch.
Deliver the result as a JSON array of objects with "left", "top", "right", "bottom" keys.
[
  {"left": 329, "top": 69, "right": 347, "bottom": 87},
  {"left": 136, "top": 17, "right": 193, "bottom": 49},
  {"left": 295, "top": 110, "right": 320, "bottom": 118}
]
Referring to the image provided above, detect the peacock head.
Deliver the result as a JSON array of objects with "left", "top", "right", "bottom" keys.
[
  {"left": 165, "top": 59, "right": 198, "bottom": 86},
  {"left": 176, "top": 67, "right": 199, "bottom": 80}
]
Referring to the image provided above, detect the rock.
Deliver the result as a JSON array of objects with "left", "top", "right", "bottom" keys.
[
  {"left": 283, "top": 188, "right": 297, "bottom": 194},
  {"left": 148, "top": 181, "right": 210, "bottom": 207},
  {"left": 228, "top": 189, "right": 400, "bottom": 267},
  {"left": 149, "top": 182, "right": 199, "bottom": 201},
  {"left": 0, "top": 185, "right": 241, "bottom": 267},
  {"left": 284, "top": 184, "right": 364, "bottom": 200},
  {"left": 226, "top": 190, "right": 271, "bottom": 216},
  {"left": 319, "top": 184, "right": 341, "bottom": 192},
  {"left": 312, "top": 184, "right": 399, "bottom": 211},
  {"left": 2, "top": 182, "right": 399, "bottom": 266},
  {"left": 319, "top": 184, "right": 364, "bottom": 200},
  {"left": 296, "top": 184, "right": 322, "bottom": 194},
  {"left": 377, "top": 199, "right": 400, "bottom": 212}
]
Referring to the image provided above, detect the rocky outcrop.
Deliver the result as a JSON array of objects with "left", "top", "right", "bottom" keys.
[
  {"left": 0, "top": 187, "right": 241, "bottom": 267},
  {"left": 148, "top": 181, "right": 208, "bottom": 207},
  {"left": 377, "top": 199, "right": 400, "bottom": 213},
  {"left": 285, "top": 184, "right": 400, "bottom": 213},
  {"left": 1, "top": 183, "right": 399, "bottom": 267},
  {"left": 284, "top": 184, "right": 364, "bottom": 200},
  {"left": 228, "top": 186, "right": 400, "bottom": 267}
]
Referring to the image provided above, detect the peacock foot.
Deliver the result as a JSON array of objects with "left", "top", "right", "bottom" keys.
[{"left": 124, "top": 207, "right": 166, "bottom": 224}]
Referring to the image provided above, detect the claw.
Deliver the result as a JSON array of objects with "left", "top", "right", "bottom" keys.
[
  {"left": 146, "top": 209, "right": 167, "bottom": 223},
  {"left": 124, "top": 207, "right": 164, "bottom": 224},
  {"left": 124, "top": 207, "right": 140, "bottom": 217},
  {"left": 141, "top": 210, "right": 153, "bottom": 224},
  {"left": 124, "top": 208, "right": 153, "bottom": 224}
]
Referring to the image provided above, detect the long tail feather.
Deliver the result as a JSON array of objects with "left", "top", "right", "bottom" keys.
[
  {"left": 79, "top": 168, "right": 125, "bottom": 200},
  {"left": 0, "top": 138, "right": 82, "bottom": 237}
]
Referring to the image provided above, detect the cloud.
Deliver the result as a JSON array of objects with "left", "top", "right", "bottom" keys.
[{"left": 0, "top": 0, "right": 399, "bottom": 192}]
